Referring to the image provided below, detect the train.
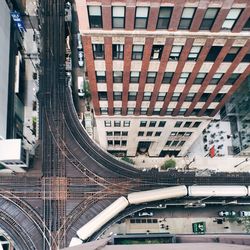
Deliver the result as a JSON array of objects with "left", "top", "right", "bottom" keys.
[{"left": 70, "top": 185, "right": 250, "bottom": 246}]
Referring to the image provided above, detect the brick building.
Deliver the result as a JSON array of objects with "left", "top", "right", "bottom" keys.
[{"left": 75, "top": 0, "right": 250, "bottom": 157}]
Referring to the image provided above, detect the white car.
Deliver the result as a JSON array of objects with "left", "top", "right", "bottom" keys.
[
  {"left": 218, "top": 211, "right": 236, "bottom": 217},
  {"left": 138, "top": 211, "right": 153, "bottom": 217},
  {"left": 78, "top": 51, "right": 84, "bottom": 67},
  {"left": 239, "top": 211, "right": 250, "bottom": 217},
  {"left": 77, "top": 33, "right": 83, "bottom": 50}
]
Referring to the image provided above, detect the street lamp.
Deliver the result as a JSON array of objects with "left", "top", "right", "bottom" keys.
[
  {"left": 234, "top": 158, "right": 248, "bottom": 168},
  {"left": 185, "top": 157, "right": 195, "bottom": 170}
]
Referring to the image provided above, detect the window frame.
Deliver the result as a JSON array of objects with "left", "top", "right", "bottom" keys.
[
  {"left": 112, "top": 44, "right": 124, "bottom": 60},
  {"left": 112, "top": 6, "right": 125, "bottom": 29},
  {"left": 135, "top": 7, "right": 149, "bottom": 29},
  {"left": 199, "top": 8, "right": 219, "bottom": 30},
  {"left": 146, "top": 72, "right": 157, "bottom": 83},
  {"left": 88, "top": 5, "right": 103, "bottom": 29},
  {"left": 113, "top": 71, "right": 123, "bottom": 83},
  {"left": 132, "top": 45, "right": 144, "bottom": 60},
  {"left": 156, "top": 7, "right": 173, "bottom": 29},
  {"left": 93, "top": 44, "right": 104, "bottom": 60},
  {"left": 130, "top": 71, "right": 140, "bottom": 83},
  {"left": 178, "top": 7, "right": 196, "bottom": 30}
]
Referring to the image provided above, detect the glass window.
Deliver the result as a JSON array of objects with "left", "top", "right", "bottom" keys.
[
  {"left": 140, "top": 108, "right": 148, "bottom": 115},
  {"left": 132, "top": 45, "right": 144, "bottom": 60},
  {"left": 210, "top": 73, "right": 223, "bottom": 84},
  {"left": 140, "top": 121, "right": 147, "bottom": 127},
  {"left": 214, "top": 93, "right": 225, "bottom": 102},
  {"left": 188, "top": 46, "right": 201, "bottom": 61},
  {"left": 113, "top": 92, "right": 122, "bottom": 100},
  {"left": 227, "top": 73, "right": 240, "bottom": 85},
  {"left": 114, "top": 131, "right": 121, "bottom": 136},
  {"left": 114, "top": 108, "right": 122, "bottom": 115},
  {"left": 193, "top": 121, "right": 201, "bottom": 128},
  {"left": 157, "top": 7, "right": 173, "bottom": 29},
  {"left": 172, "top": 140, "right": 179, "bottom": 146},
  {"left": 151, "top": 45, "right": 164, "bottom": 60},
  {"left": 107, "top": 140, "right": 113, "bottom": 146},
  {"left": 185, "top": 93, "right": 196, "bottom": 102},
  {"left": 128, "top": 92, "right": 137, "bottom": 101},
  {"left": 153, "top": 108, "right": 161, "bottom": 115},
  {"left": 96, "top": 71, "right": 106, "bottom": 83},
  {"left": 123, "top": 121, "right": 130, "bottom": 127},
  {"left": 104, "top": 120, "right": 112, "bottom": 127},
  {"left": 171, "top": 92, "right": 181, "bottom": 101},
  {"left": 222, "top": 9, "right": 242, "bottom": 30},
  {"left": 121, "top": 140, "right": 127, "bottom": 146},
  {"left": 184, "top": 132, "right": 192, "bottom": 137},
  {"left": 122, "top": 131, "right": 128, "bottom": 136},
  {"left": 223, "top": 47, "right": 241, "bottom": 62},
  {"left": 113, "top": 44, "right": 124, "bottom": 60},
  {"left": 114, "top": 140, "right": 120, "bottom": 146},
  {"left": 178, "top": 72, "right": 190, "bottom": 84},
  {"left": 184, "top": 121, "right": 192, "bottom": 127},
  {"left": 146, "top": 72, "right": 157, "bottom": 83},
  {"left": 88, "top": 6, "right": 103, "bottom": 28},
  {"left": 127, "top": 108, "right": 135, "bottom": 115},
  {"left": 155, "top": 131, "right": 161, "bottom": 136},
  {"left": 138, "top": 131, "right": 144, "bottom": 136},
  {"left": 179, "top": 108, "right": 187, "bottom": 115},
  {"left": 159, "top": 121, "right": 166, "bottom": 127},
  {"left": 165, "top": 108, "right": 173, "bottom": 115},
  {"left": 149, "top": 121, "right": 157, "bottom": 127},
  {"left": 93, "top": 44, "right": 104, "bottom": 59},
  {"left": 162, "top": 72, "right": 174, "bottom": 83},
  {"left": 143, "top": 92, "right": 152, "bottom": 101},
  {"left": 130, "top": 71, "right": 140, "bottom": 83},
  {"left": 179, "top": 7, "right": 196, "bottom": 30},
  {"left": 200, "top": 8, "right": 219, "bottom": 30},
  {"left": 98, "top": 91, "right": 107, "bottom": 100},
  {"left": 112, "top": 6, "right": 125, "bottom": 28},
  {"left": 174, "top": 121, "right": 182, "bottom": 128},
  {"left": 113, "top": 71, "right": 123, "bottom": 83},
  {"left": 205, "top": 46, "right": 222, "bottom": 61},
  {"left": 165, "top": 140, "right": 172, "bottom": 146},
  {"left": 135, "top": 7, "right": 149, "bottom": 29},
  {"left": 157, "top": 92, "right": 166, "bottom": 101},
  {"left": 242, "top": 52, "right": 250, "bottom": 62},
  {"left": 194, "top": 73, "right": 206, "bottom": 84},
  {"left": 106, "top": 131, "right": 113, "bottom": 136},
  {"left": 243, "top": 17, "right": 250, "bottom": 31},
  {"left": 179, "top": 141, "right": 185, "bottom": 146},
  {"left": 146, "top": 131, "right": 153, "bottom": 136},
  {"left": 169, "top": 45, "right": 182, "bottom": 61},
  {"left": 100, "top": 107, "right": 108, "bottom": 114},
  {"left": 199, "top": 93, "right": 210, "bottom": 102},
  {"left": 114, "top": 121, "right": 121, "bottom": 127}
]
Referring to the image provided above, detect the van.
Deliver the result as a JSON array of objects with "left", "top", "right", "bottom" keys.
[{"left": 239, "top": 211, "right": 250, "bottom": 217}]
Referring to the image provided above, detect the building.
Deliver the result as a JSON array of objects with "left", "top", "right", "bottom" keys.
[{"left": 75, "top": 0, "right": 250, "bottom": 157}]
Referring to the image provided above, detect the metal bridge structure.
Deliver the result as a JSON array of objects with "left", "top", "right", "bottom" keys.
[{"left": 0, "top": 0, "right": 250, "bottom": 249}]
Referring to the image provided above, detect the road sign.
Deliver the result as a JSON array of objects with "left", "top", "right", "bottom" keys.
[
  {"left": 10, "top": 11, "right": 26, "bottom": 33},
  {"left": 192, "top": 221, "right": 206, "bottom": 234}
]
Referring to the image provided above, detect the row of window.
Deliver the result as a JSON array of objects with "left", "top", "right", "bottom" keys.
[
  {"left": 93, "top": 44, "right": 250, "bottom": 63},
  {"left": 169, "top": 131, "right": 193, "bottom": 137},
  {"left": 96, "top": 70, "right": 240, "bottom": 85},
  {"left": 106, "top": 131, "right": 128, "bottom": 136},
  {"left": 88, "top": 6, "right": 248, "bottom": 31},
  {"left": 107, "top": 140, "right": 127, "bottom": 146},
  {"left": 138, "top": 131, "right": 162, "bottom": 137},
  {"left": 140, "top": 121, "right": 166, "bottom": 128},
  {"left": 99, "top": 91, "right": 225, "bottom": 103},
  {"left": 104, "top": 120, "right": 130, "bottom": 127},
  {"left": 174, "top": 121, "right": 201, "bottom": 128},
  {"left": 165, "top": 140, "right": 186, "bottom": 147},
  {"left": 102, "top": 107, "right": 215, "bottom": 116}
]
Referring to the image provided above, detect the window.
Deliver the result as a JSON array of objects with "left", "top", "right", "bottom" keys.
[
  {"left": 165, "top": 108, "right": 173, "bottom": 115},
  {"left": 123, "top": 121, "right": 130, "bottom": 127},
  {"left": 172, "top": 140, "right": 179, "bottom": 146},
  {"left": 184, "top": 121, "right": 192, "bottom": 128},
  {"left": 100, "top": 107, "right": 108, "bottom": 114},
  {"left": 224, "top": 47, "right": 241, "bottom": 62},
  {"left": 185, "top": 93, "right": 195, "bottom": 102},
  {"left": 162, "top": 72, "right": 174, "bottom": 83},
  {"left": 188, "top": 46, "right": 201, "bottom": 61},
  {"left": 153, "top": 108, "right": 161, "bottom": 115},
  {"left": 214, "top": 93, "right": 225, "bottom": 102},
  {"left": 193, "top": 121, "right": 201, "bottom": 128},
  {"left": 105, "top": 120, "right": 111, "bottom": 127},
  {"left": 227, "top": 73, "right": 240, "bottom": 84},
  {"left": 114, "top": 140, "right": 120, "bottom": 146},
  {"left": 166, "top": 140, "right": 172, "bottom": 146},
  {"left": 200, "top": 93, "right": 210, "bottom": 102},
  {"left": 155, "top": 132, "right": 161, "bottom": 136},
  {"left": 146, "top": 72, "right": 157, "bottom": 83},
  {"left": 132, "top": 45, "right": 144, "bottom": 60},
  {"left": 174, "top": 121, "right": 182, "bottom": 128},
  {"left": 140, "top": 121, "right": 147, "bottom": 127},
  {"left": 127, "top": 108, "right": 135, "bottom": 115},
  {"left": 138, "top": 131, "right": 144, "bottom": 136},
  {"left": 157, "top": 92, "right": 166, "bottom": 101},
  {"left": 113, "top": 71, "right": 123, "bottom": 83},
  {"left": 114, "top": 108, "right": 122, "bottom": 115},
  {"left": 113, "top": 44, "right": 124, "bottom": 60},
  {"left": 146, "top": 131, "right": 153, "bottom": 136},
  {"left": 112, "top": 6, "right": 125, "bottom": 28},
  {"left": 184, "top": 132, "right": 192, "bottom": 137},
  {"left": 169, "top": 45, "right": 182, "bottom": 61},
  {"left": 151, "top": 45, "right": 164, "bottom": 60},
  {"left": 179, "top": 141, "right": 185, "bottom": 146},
  {"left": 157, "top": 7, "right": 173, "bottom": 29},
  {"left": 170, "top": 132, "right": 177, "bottom": 136},
  {"left": 159, "top": 121, "right": 166, "bottom": 127},
  {"left": 121, "top": 140, "right": 127, "bottom": 146},
  {"left": 179, "top": 7, "right": 196, "bottom": 30},
  {"left": 143, "top": 92, "right": 152, "bottom": 101},
  {"left": 107, "top": 140, "right": 113, "bottom": 146},
  {"left": 128, "top": 92, "right": 137, "bottom": 101},
  {"left": 140, "top": 108, "right": 148, "bottom": 115},
  {"left": 191, "top": 109, "right": 201, "bottom": 116},
  {"left": 171, "top": 93, "right": 181, "bottom": 101},
  {"left": 113, "top": 92, "right": 122, "bottom": 101},
  {"left": 96, "top": 71, "right": 106, "bottom": 83},
  {"left": 178, "top": 72, "right": 190, "bottom": 84},
  {"left": 242, "top": 52, "right": 250, "bottom": 62},
  {"left": 114, "top": 121, "right": 121, "bottom": 127},
  {"left": 98, "top": 91, "right": 107, "bottom": 100},
  {"left": 93, "top": 44, "right": 104, "bottom": 59},
  {"left": 130, "top": 72, "right": 140, "bottom": 83},
  {"left": 122, "top": 131, "right": 128, "bottom": 136},
  {"left": 243, "top": 18, "right": 250, "bottom": 31},
  {"left": 106, "top": 131, "right": 113, "bottom": 136},
  {"left": 179, "top": 108, "right": 187, "bottom": 115},
  {"left": 199, "top": 8, "right": 219, "bottom": 30},
  {"left": 135, "top": 7, "right": 149, "bottom": 29},
  {"left": 194, "top": 73, "right": 206, "bottom": 84},
  {"left": 88, "top": 6, "right": 103, "bottom": 28},
  {"left": 149, "top": 121, "right": 156, "bottom": 127},
  {"left": 206, "top": 46, "right": 222, "bottom": 61},
  {"left": 210, "top": 73, "right": 223, "bottom": 84},
  {"left": 114, "top": 131, "right": 121, "bottom": 136},
  {"left": 222, "top": 9, "right": 242, "bottom": 30}
]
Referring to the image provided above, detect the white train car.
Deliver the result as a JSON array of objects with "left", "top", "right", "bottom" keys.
[
  {"left": 69, "top": 237, "right": 82, "bottom": 247},
  {"left": 188, "top": 185, "right": 248, "bottom": 197},
  {"left": 247, "top": 186, "right": 250, "bottom": 196},
  {"left": 77, "top": 196, "right": 129, "bottom": 240},
  {"left": 127, "top": 185, "right": 187, "bottom": 205}
]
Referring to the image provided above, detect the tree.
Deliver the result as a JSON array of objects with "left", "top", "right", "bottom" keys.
[
  {"left": 121, "top": 157, "right": 134, "bottom": 165},
  {"left": 161, "top": 159, "right": 176, "bottom": 170}
]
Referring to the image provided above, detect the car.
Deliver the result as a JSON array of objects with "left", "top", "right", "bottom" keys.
[
  {"left": 218, "top": 211, "right": 236, "bottom": 217},
  {"left": 77, "top": 33, "right": 83, "bottom": 50},
  {"left": 239, "top": 211, "right": 250, "bottom": 217},
  {"left": 78, "top": 51, "right": 84, "bottom": 67},
  {"left": 138, "top": 211, "right": 153, "bottom": 217}
]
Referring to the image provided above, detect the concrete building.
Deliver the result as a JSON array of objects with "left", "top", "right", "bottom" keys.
[{"left": 75, "top": 0, "right": 250, "bottom": 157}]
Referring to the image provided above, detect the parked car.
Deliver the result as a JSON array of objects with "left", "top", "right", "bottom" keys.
[
  {"left": 218, "top": 211, "right": 236, "bottom": 217},
  {"left": 239, "top": 211, "right": 250, "bottom": 217},
  {"left": 138, "top": 211, "right": 153, "bottom": 217},
  {"left": 77, "top": 33, "right": 83, "bottom": 50},
  {"left": 78, "top": 51, "right": 84, "bottom": 67}
]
